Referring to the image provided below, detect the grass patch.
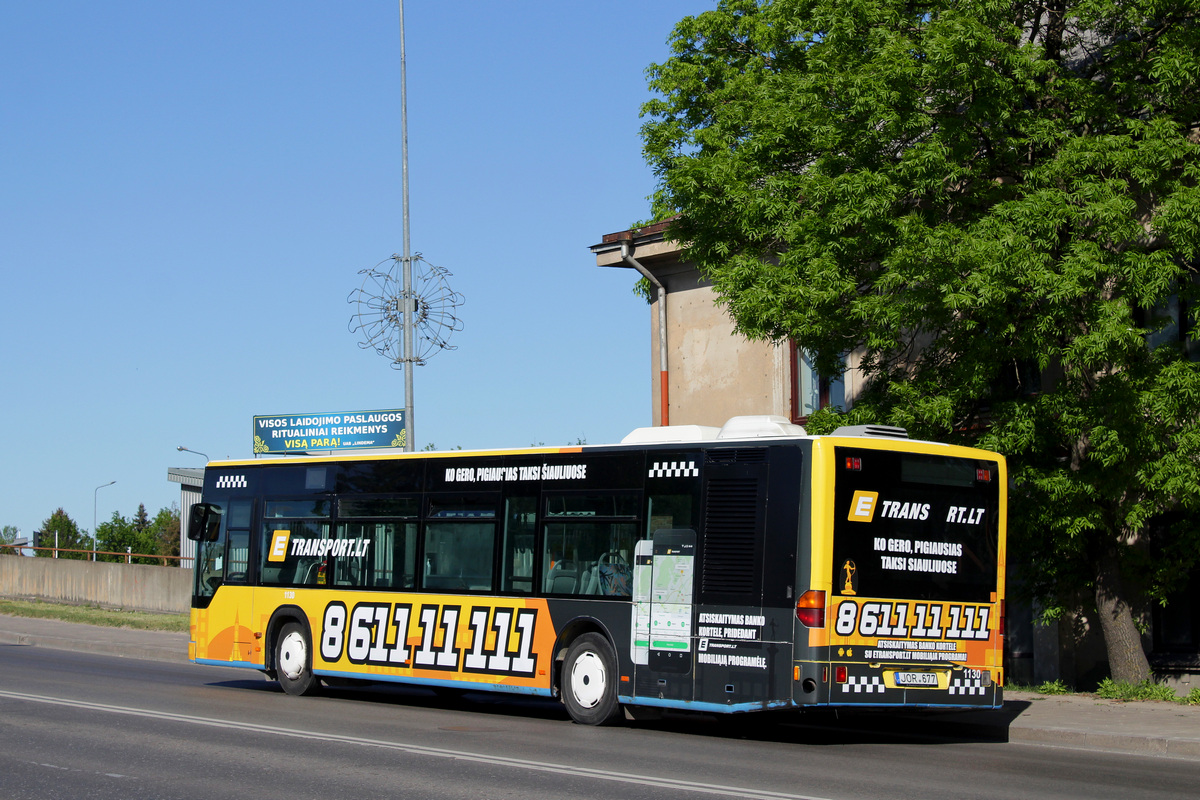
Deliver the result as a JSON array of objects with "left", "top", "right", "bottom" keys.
[
  {"left": 0, "top": 598, "right": 188, "bottom": 633},
  {"left": 1095, "top": 678, "right": 1182, "bottom": 703},
  {"left": 1006, "top": 679, "right": 1070, "bottom": 695},
  {"left": 994, "top": 677, "right": 1199, "bottom": 705},
  {"left": 1032, "top": 679, "right": 1070, "bottom": 695}
]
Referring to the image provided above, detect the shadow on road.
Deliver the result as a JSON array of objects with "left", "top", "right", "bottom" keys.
[
  {"left": 204, "top": 674, "right": 1025, "bottom": 746},
  {"left": 636, "top": 701, "right": 1029, "bottom": 747}
]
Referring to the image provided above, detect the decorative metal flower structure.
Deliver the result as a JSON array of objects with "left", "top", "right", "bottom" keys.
[{"left": 348, "top": 254, "right": 464, "bottom": 367}]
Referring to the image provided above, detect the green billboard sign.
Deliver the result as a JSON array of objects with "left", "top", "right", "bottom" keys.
[{"left": 253, "top": 409, "right": 406, "bottom": 454}]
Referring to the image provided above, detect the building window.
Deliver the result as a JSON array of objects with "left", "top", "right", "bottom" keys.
[
  {"left": 791, "top": 343, "right": 846, "bottom": 422},
  {"left": 1140, "top": 293, "right": 1200, "bottom": 361}
]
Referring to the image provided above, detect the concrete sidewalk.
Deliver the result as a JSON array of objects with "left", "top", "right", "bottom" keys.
[
  {"left": 912, "top": 690, "right": 1200, "bottom": 758},
  {"left": 2, "top": 612, "right": 1197, "bottom": 757},
  {"left": 0, "top": 612, "right": 189, "bottom": 664},
  {"left": 1012, "top": 690, "right": 1200, "bottom": 757}
]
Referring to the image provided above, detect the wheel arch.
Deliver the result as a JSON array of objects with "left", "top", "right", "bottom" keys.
[
  {"left": 551, "top": 615, "right": 620, "bottom": 699},
  {"left": 264, "top": 604, "right": 312, "bottom": 676}
]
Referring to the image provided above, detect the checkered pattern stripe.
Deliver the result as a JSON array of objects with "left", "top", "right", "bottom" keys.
[
  {"left": 647, "top": 461, "right": 699, "bottom": 478},
  {"left": 949, "top": 678, "right": 985, "bottom": 696},
  {"left": 215, "top": 475, "right": 248, "bottom": 489},
  {"left": 842, "top": 675, "right": 884, "bottom": 693}
]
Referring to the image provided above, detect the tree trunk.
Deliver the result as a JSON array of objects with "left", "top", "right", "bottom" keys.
[{"left": 1093, "top": 546, "right": 1152, "bottom": 684}]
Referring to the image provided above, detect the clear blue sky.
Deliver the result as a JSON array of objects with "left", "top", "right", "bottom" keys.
[{"left": 0, "top": 1, "right": 714, "bottom": 544}]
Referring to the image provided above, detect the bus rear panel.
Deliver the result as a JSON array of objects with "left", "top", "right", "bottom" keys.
[{"left": 792, "top": 439, "right": 1005, "bottom": 709}]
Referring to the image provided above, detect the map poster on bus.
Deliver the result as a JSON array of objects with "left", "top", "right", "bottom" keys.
[{"left": 252, "top": 409, "right": 407, "bottom": 454}]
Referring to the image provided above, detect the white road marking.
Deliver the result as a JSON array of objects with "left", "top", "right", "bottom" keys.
[{"left": 0, "top": 689, "right": 833, "bottom": 800}]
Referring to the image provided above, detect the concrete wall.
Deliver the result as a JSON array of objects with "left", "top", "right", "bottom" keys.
[
  {"left": 648, "top": 263, "right": 791, "bottom": 427},
  {"left": 0, "top": 556, "right": 189, "bottom": 615},
  {"left": 596, "top": 230, "right": 868, "bottom": 429}
]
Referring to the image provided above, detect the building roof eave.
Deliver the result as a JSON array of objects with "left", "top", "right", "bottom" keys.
[
  {"left": 591, "top": 219, "right": 684, "bottom": 269},
  {"left": 167, "top": 467, "right": 204, "bottom": 488}
]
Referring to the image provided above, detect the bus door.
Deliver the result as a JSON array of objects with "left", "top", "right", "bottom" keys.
[
  {"left": 693, "top": 451, "right": 790, "bottom": 710},
  {"left": 189, "top": 494, "right": 255, "bottom": 663},
  {"left": 630, "top": 528, "right": 696, "bottom": 704}
]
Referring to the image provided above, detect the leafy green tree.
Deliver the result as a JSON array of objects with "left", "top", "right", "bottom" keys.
[
  {"left": 37, "top": 508, "right": 89, "bottom": 559},
  {"left": 1, "top": 524, "right": 20, "bottom": 555},
  {"left": 133, "top": 503, "right": 151, "bottom": 534},
  {"left": 642, "top": 0, "right": 1200, "bottom": 682},
  {"left": 150, "top": 504, "right": 182, "bottom": 564},
  {"left": 96, "top": 509, "right": 159, "bottom": 564},
  {"left": 95, "top": 511, "right": 134, "bottom": 562}
]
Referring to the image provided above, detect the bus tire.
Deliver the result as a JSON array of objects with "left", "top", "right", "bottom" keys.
[
  {"left": 562, "top": 633, "right": 622, "bottom": 725},
  {"left": 276, "top": 622, "right": 320, "bottom": 697}
]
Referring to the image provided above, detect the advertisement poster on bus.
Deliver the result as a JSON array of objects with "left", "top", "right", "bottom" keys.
[{"left": 252, "top": 409, "right": 406, "bottom": 454}]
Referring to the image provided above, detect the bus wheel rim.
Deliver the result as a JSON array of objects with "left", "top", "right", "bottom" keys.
[
  {"left": 570, "top": 650, "right": 606, "bottom": 709},
  {"left": 279, "top": 631, "right": 307, "bottom": 680}
]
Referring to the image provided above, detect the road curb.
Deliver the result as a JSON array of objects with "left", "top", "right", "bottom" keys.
[
  {"left": 0, "top": 626, "right": 188, "bottom": 664},
  {"left": 1005, "top": 724, "right": 1200, "bottom": 759}
]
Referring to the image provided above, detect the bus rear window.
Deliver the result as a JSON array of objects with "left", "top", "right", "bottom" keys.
[{"left": 900, "top": 456, "right": 977, "bottom": 487}]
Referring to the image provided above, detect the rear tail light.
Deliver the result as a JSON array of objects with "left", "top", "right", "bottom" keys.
[
  {"left": 795, "top": 589, "right": 826, "bottom": 627},
  {"left": 835, "top": 665, "right": 848, "bottom": 684},
  {"left": 998, "top": 600, "right": 1005, "bottom": 637}
]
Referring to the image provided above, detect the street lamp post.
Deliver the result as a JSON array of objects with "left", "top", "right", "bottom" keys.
[
  {"left": 177, "top": 446, "right": 209, "bottom": 462},
  {"left": 93, "top": 480, "right": 116, "bottom": 562}
]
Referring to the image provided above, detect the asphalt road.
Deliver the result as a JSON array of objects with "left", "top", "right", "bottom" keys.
[{"left": 2, "top": 644, "right": 1199, "bottom": 800}]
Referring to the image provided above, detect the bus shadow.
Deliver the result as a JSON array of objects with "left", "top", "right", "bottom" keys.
[
  {"left": 208, "top": 675, "right": 1027, "bottom": 744},
  {"left": 207, "top": 676, "right": 571, "bottom": 722},
  {"left": 636, "top": 701, "right": 1029, "bottom": 746}
]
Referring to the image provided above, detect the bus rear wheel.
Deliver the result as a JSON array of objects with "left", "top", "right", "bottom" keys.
[
  {"left": 562, "top": 633, "right": 622, "bottom": 725},
  {"left": 275, "top": 622, "right": 320, "bottom": 696}
]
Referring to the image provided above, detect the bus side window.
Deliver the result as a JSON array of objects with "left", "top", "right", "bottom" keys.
[
  {"left": 259, "top": 500, "right": 330, "bottom": 587},
  {"left": 225, "top": 530, "right": 250, "bottom": 584},
  {"left": 647, "top": 493, "right": 697, "bottom": 538},
  {"left": 423, "top": 495, "right": 498, "bottom": 593},
  {"left": 224, "top": 500, "right": 253, "bottom": 584},
  {"left": 334, "top": 519, "right": 417, "bottom": 589},
  {"left": 423, "top": 521, "right": 496, "bottom": 591},
  {"left": 543, "top": 492, "right": 639, "bottom": 597},
  {"left": 501, "top": 496, "right": 536, "bottom": 594},
  {"left": 334, "top": 496, "right": 418, "bottom": 589}
]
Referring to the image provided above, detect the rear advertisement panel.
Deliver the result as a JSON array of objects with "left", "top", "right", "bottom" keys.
[{"left": 827, "top": 446, "right": 1004, "bottom": 702}]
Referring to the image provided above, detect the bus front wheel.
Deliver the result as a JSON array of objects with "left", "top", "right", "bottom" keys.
[
  {"left": 275, "top": 622, "right": 320, "bottom": 696},
  {"left": 562, "top": 633, "right": 622, "bottom": 725}
]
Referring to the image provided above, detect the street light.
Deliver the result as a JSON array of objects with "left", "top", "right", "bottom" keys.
[
  {"left": 94, "top": 480, "right": 116, "bottom": 562},
  {"left": 177, "top": 446, "right": 209, "bottom": 462}
]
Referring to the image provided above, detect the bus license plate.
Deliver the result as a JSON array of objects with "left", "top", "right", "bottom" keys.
[{"left": 894, "top": 672, "right": 938, "bottom": 687}]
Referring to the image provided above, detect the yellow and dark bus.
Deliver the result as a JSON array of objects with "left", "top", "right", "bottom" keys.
[{"left": 187, "top": 415, "right": 1006, "bottom": 724}]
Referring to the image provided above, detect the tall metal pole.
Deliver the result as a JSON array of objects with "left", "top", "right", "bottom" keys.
[
  {"left": 398, "top": 0, "right": 415, "bottom": 452},
  {"left": 93, "top": 480, "right": 116, "bottom": 562}
]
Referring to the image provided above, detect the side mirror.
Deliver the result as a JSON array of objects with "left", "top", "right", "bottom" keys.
[{"left": 187, "top": 503, "right": 223, "bottom": 542}]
